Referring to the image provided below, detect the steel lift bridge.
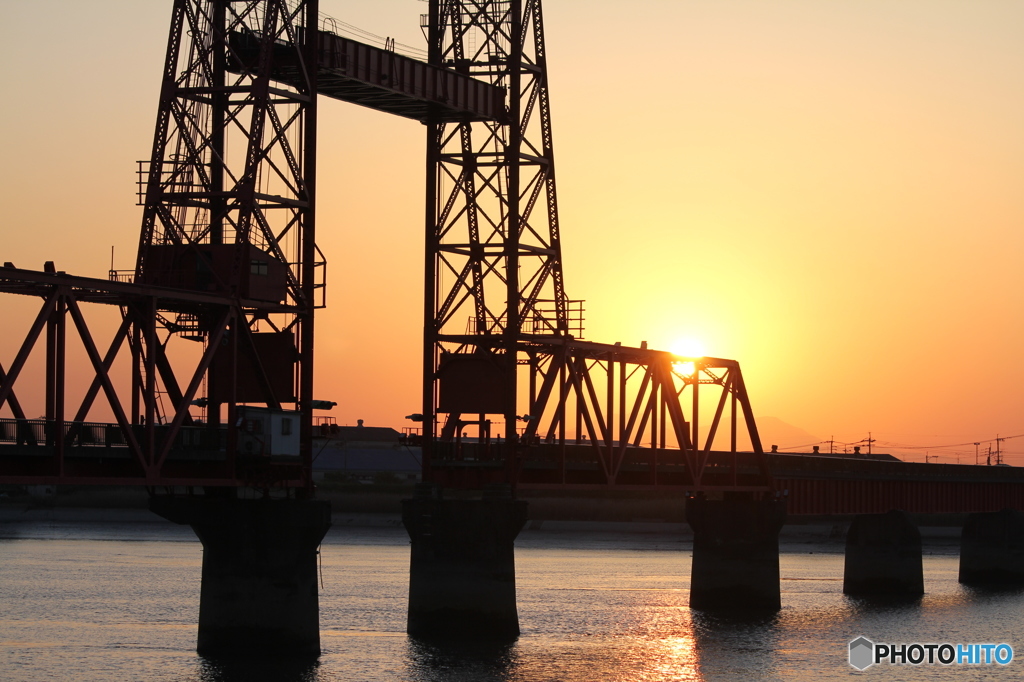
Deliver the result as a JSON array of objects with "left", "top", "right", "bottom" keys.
[
  {"left": 0, "top": 0, "right": 772, "bottom": 499},
  {"left": 8, "top": 0, "right": 1024, "bottom": 653}
]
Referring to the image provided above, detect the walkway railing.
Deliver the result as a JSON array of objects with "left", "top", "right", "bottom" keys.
[{"left": 0, "top": 418, "right": 224, "bottom": 453}]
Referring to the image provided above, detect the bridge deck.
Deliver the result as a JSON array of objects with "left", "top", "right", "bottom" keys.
[
  {"left": 3, "top": 418, "right": 1023, "bottom": 514},
  {"left": 428, "top": 444, "right": 1024, "bottom": 514},
  {"left": 0, "top": 419, "right": 302, "bottom": 486}
]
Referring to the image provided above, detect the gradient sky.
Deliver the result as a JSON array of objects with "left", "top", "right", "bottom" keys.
[{"left": 2, "top": 0, "right": 1023, "bottom": 463}]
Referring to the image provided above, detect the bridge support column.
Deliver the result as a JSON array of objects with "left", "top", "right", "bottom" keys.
[
  {"left": 844, "top": 509, "right": 923, "bottom": 597},
  {"left": 150, "top": 496, "right": 331, "bottom": 657},
  {"left": 686, "top": 496, "right": 787, "bottom": 610},
  {"left": 402, "top": 484, "right": 528, "bottom": 640},
  {"left": 959, "top": 509, "right": 1024, "bottom": 587}
]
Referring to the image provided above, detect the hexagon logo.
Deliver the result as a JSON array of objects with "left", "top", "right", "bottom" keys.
[{"left": 849, "top": 636, "right": 875, "bottom": 670}]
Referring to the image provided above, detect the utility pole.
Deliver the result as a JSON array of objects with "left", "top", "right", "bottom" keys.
[{"left": 975, "top": 442, "right": 980, "bottom": 465}]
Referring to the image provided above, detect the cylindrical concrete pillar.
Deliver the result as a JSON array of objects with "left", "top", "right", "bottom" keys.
[
  {"left": 150, "top": 496, "right": 331, "bottom": 657},
  {"left": 402, "top": 485, "right": 528, "bottom": 640},
  {"left": 686, "top": 496, "right": 787, "bottom": 610},
  {"left": 843, "top": 509, "right": 923, "bottom": 597},
  {"left": 959, "top": 508, "right": 1024, "bottom": 587}
]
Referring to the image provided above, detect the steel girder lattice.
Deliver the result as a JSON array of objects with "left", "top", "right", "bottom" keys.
[
  {"left": 422, "top": 0, "right": 576, "bottom": 476},
  {"left": 134, "top": 0, "right": 322, "bottom": 490},
  {"left": 135, "top": 0, "right": 323, "bottom": 490},
  {"left": 0, "top": 269, "right": 308, "bottom": 487},
  {"left": 516, "top": 346, "right": 769, "bottom": 490},
  {"left": 137, "top": 0, "right": 324, "bottom": 300},
  {"left": 425, "top": 0, "right": 571, "bottom": 342}
]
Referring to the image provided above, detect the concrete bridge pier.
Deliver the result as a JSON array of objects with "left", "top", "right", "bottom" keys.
[
  {"left": 843, "top": 509, "right": 923, "bottom": 597},
  {"left": 686, "top": 495, "right": 787, "bottom": 610},
  {"left": 959, "top": 508, "right": 1024, "bottom": 587},
  {"left": 150, "top": 496, "right": 332, "bottom": 657},
  {"left": 402, "top": 484, "right": 528, "bottom": 640}
]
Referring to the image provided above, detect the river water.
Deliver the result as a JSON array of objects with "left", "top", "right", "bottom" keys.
[{"left": 1, "top": 515, "right": 1021, "bottom": 681}]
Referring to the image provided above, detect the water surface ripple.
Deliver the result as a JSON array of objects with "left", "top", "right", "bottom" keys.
[{"left": 1, "top": 519, "right": 1021, "bottom": 680}]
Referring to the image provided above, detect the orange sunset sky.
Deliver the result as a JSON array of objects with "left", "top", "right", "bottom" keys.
[{"left": 1, "top": 0, "right": 1023, "bottom": 464}]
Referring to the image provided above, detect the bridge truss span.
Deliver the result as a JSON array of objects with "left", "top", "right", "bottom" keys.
[
  {"left": 0, "top": 267, "right": 306, "bottom": 487},
  {"left": 429, "top": 337, "right": 773, "bottom": 493}
]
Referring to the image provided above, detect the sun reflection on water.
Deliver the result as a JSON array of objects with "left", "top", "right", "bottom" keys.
[{"left": 638, "top": 633, "right": 702, "bottom": 681}]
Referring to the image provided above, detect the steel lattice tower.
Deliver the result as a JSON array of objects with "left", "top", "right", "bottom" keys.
[
  {"left": 136, "top": 0, "right": 323, "bottom": 489},
  {"left": 423, "top": 0, "right": 576, "bottom": 474}
]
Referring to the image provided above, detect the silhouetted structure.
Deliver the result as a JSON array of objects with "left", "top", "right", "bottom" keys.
[
  {"left": 0, "top": 0, "right": 771, "bottom": 499},
  {"left": 1, "top": 0, "right": 1023, "bottom": 643},
  {"left": 418, "top": 0, "right": 772, "bottom": 498},
  {"left": 844, "top": 510, "right": 924, "bottom": 597}
]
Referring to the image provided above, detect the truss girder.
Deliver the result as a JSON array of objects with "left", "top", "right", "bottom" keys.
[
  {"left": 428, "top": 336, "right": 773, "bottom": 492},
  {"left": 551, "top": 343, "right": 764, "bottom": 492},
  {"left": 0, "top": 272, "right": 312, "bottom": 487}
]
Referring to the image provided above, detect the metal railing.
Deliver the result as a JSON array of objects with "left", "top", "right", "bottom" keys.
[
  {"left": 0, "top": 418, "right": 225, "bottom": 451},
  {"left": 467, "top": 299, "right": 586, "bottom": 337}
]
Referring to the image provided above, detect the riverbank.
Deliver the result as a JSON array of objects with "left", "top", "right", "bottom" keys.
[
  {"left": 0, "top": 484, "right": 969, "bottom": 539},
  {"left": 0, "top": 504, "right": 967, "bottom": 551}
]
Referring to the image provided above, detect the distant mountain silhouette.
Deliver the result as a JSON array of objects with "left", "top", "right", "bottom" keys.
[{"left": 757, "top": 417, "right": 822, "bottom": 451}]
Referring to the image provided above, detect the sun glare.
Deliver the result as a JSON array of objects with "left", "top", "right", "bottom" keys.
[
  {"left": 670, "top": 338, "right": 706, "bottom": 359},
  {"left": 674, "top": 361, "right": 697, "bottom": 376},
  {"left": 670, "top": 338, "right": 705, "bottom": 377}
]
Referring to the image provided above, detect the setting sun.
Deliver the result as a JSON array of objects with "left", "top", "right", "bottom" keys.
[
  {"left": 670, "top": 338, "right": 707, "bottom": 359},
  {"left": 670, "top": 338, "right": 705, "bottom": 377}
]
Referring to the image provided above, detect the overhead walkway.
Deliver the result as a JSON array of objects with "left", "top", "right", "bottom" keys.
[{"left": 229, "top": 29, "right": 506, "bottom": 123}]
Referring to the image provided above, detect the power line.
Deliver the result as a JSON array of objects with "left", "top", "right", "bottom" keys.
[
  {"left": 871, "top": 433, "right": 1024, "bottom": 451},
  {"left": 770, "top": 431, "right": 1024, "bottom": 463},
  {"left": 776, "top": 441, "right": 827, "bottom": 452}
]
